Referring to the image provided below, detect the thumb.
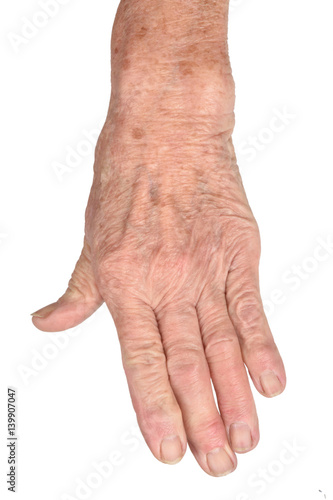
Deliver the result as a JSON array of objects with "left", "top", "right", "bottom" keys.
[{"left": 31, "top": 240, "right": 103, "bottom": 332}]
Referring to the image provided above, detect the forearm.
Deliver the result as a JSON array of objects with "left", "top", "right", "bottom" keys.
[
  {"left": 100, "top": 0, "right": 236, "bottom": 178},
  {"left": 109, "top": 0, "right": 234, "bottom": 118}
]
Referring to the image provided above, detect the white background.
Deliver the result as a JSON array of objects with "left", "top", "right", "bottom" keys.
[{"left": 1, "top": 0, "right": 332, "bottom": 499}]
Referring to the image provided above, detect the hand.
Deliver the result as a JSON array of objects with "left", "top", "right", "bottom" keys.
[{"left": 31, "top": 0, "right": 286, "bottom": 477}]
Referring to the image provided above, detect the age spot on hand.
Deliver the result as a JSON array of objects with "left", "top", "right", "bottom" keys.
[
  {"left": 122, "top": 58, "right": 131, "bottom": 70},
  {"left": 137, "top": 26, "right": 148, "bottom": 38},
  {"left": 132, "top": 128, "right": 146, "bottom": 140},
  {"left": 179, "top": 60, "right": 195, "bottom": 76}
]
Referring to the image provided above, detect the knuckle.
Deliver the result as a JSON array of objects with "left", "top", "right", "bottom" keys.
[
  {"left": 168, "top": 360, "right": 201, "bottom": 384},
  {"left": 122, "top": 340, "right": 166, "bottom": 370},
  {"left": 204, "top": 330, "right": 235, "bottom": 363},
  {"left": 65, "top": 249, "right": 96, "bottom": 300},
  {"left": 67, "top": 273, "right": 97, "bottom": 303},
  {"left": 221, "top": 400, "right": 251, "bottom": 422},
  {"left": 66, "top": 274, "right": 87, "bottom": 299},
  {"left": 138, "top": 399, "right": 182, "bottom": 433},
  {"left": 190, "top": 416, "right": 225, "bottom": 442},
  {"left": 232, "top": 290, "right": 264, "bottom": 330},
  {"left": 165, "top": 342, "right": 204, "bottom": 383},
  {"left": 121, "top": 342, "right": 181, "bottom": 420},
  {"left": 228, "top": 217, "right": 260, "bottom": 245},
  {"left": 243, "top": 334, "right": 277, "bottom": 359}
]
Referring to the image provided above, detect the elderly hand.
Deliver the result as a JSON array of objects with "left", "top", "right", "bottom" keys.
[{"left": 32, "top": 0, "right": 286, "bottom": 477}]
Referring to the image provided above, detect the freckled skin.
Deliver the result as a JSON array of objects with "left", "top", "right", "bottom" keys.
[
  {"left": 32, "top": 0, "right": 286, "bottom": 478},
  {"left": 132, "top": 127, "right": 145, "bottom": 139},
  {"left": 178, "top": 61, "right": 196, "bottom": 76},
  {"left": 137, "top": 26, "right": 148, "bottom": 37},
  {"left": 122, "top": 58, "right": 131, "bottom": 70}
]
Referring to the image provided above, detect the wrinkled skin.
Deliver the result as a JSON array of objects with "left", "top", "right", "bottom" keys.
[{"left": 32, "top": 0, "right": 286, "bottom": 477}]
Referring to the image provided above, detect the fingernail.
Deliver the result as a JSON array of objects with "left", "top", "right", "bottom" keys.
[
  {"left": 31, "top": 303, "right": 56, "bottom": 319},
  {"left": 230, "top": 423, "right": 252, "bottom": 453},
  {"left": 206, "top": 447, "right": 235, "bottom": 477},
  {"left": 160, "top": 435, "right": 183, "bottom": 464},
  {"left": 260, "top": 371, "right": 283, "bottom": 397}
]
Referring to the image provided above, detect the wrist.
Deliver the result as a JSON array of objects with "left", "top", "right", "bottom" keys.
[
  {"left": 110, "top": 0, "right": 233, "bottom": 96},
  {"left": 99, "top": 0, "right": 235, "bottom": 174}
]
